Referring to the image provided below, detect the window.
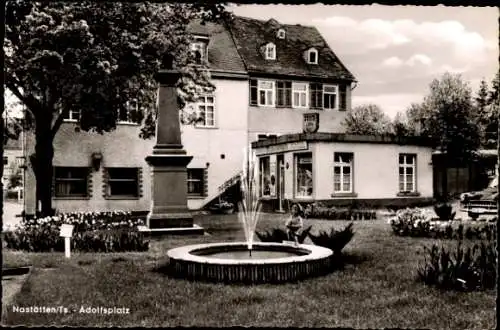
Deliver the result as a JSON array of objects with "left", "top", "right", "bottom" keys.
[
  {"left": 259, "top": 157, "right": 271, "bottom": 197},
  {"left": 54, "top": 167, "right": 89, "bottom": 197},
  {"left": 3, "top": 157, "right": 8, "bottom": 165},
  {"left": 292, "top": 82, "right": 308, "bottom": 108},
  {"left": 264, "top": 43, "right": 276, "bottom": 60},
  {"left": 307, "top": 49, "right": 318, "bottom": 64},
  {"left": 15, "top": 157, "right": 24, "bottom": 166},
  {"left": 119, "top": 99, "right": 138, "bottom": 123},
  {"left": 339, "top": 84, "right": 347, "bottom": 111},
  {"left": 62, "top": 109, "right": 80, "bottom": 121},
  {"left": 310, "top": 83, "right": 323, "bottom": 109},
  {"left": 196, "top": 95, "right": 215, "bottom": 127},
  {"left": 276, "top": 81, "right": 292, "bottom": 107},
  {"left": 191, "top": 41, "right": 207, "bottom": 64},
  {"left": 277, "top": 29, "right": 286, "bottom": 39},
  {"left": 106, "top": 167, "right": 139, "bottom": 197},
  {"left": 399, "top": 154, "right": 416, "bottom": 193},
  {"left": 295, "top": 153, "right": 313, "bottom": 197},
  {"left": 258, "top": 80, "right": 275, "bottom": 107},
  {"left": 334, "top": 153, "right": 353, "bottom": 193},
  {"left": 187, "top": 169, "right": 204, "bottom": 196},
  {"left": 250, "top": 79, "right": 258, "bottom": 106},
  {"left": 323, "top": 84, "right": 338, "bottom": 110}
]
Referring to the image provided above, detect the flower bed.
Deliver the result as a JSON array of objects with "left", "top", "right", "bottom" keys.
[
  {"left": 304, "top": 203, "right": 377, "bottom": 221},
  {"left": 4, "top": 211, "right": 149, "bottom": 252},
  {"left": 388, "top": 208, "right": 496, "bottom": 240}
]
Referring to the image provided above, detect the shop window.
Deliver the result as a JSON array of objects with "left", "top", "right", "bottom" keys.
[
  {"left": 259, "top": 156, "right": 271, "bottom": 197},
  {"left": 295, "top": 153, "right": 313, "bottom": 197}
]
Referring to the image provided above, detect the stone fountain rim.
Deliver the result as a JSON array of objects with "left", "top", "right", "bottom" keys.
[{"left": 167, "top": 242, "right": 333, "bottom": 265}]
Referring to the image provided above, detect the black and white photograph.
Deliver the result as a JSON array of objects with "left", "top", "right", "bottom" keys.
[{"left": 1, "top": 1, "right": 498, "bottom": 328}]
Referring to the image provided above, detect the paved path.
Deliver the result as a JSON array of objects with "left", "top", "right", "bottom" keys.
[{"left": 2, "top": 201, "right": 23, "bottom": 231}]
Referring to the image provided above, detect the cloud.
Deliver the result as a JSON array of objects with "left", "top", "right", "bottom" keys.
[
  {"left": 313, "top": 15, "right": 497, "bottom": 115},
  {"left": 314, "top": 16, "right": 496, "bottom": 64},
  {"left": 406, "top": 54, "right": 432, "bottom": 66},
  {"left": 382, "top": 54, "right": 432, "bottom": 68},
  {"left": 383, "top": 56, "right": 403, "bottom": 67}
]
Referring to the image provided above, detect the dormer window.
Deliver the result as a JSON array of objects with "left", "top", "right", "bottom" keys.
[
  {"left": 277, "top": 29, "right": 286, "bottom": 39},
  {"left": 190, "top": 36, "right": 209, "bottom": 64},
  {"left": 264, "top": 43, "right": 276, "bottom": 60},
  {"left": 306, "top": 48, "right": 318, "bottom": 64}
]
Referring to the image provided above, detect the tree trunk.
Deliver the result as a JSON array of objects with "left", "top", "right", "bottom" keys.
[
  {"left": 497, "top": 105, "right": 499, "bottom": 221},
  {"left": 34, "top": 118, "right": 55, "bottom": 217},
  {"left": 0, "top": 114, "right": 4, "bottom": 224}
]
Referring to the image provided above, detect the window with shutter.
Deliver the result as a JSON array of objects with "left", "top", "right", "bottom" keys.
[
  {"left": 339, "top": 84, "right": 347, "bottom": 111},
  {"left": 54, "top": 167, "right": 90, "bottom": 198},
  {"left": 105, "top": 167, "right": 139, "bottom": 198},
  {"left": 250, "top": 80, "right": 258, "bottom": 106}
]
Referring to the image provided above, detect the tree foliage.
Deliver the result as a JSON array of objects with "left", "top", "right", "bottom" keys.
[
  {"left": 405, "top": 72, "right": 480, "bottom": 159},
  {"left": 474, "top": 73, "right": 499, "bottom": 149},
  {"left": 4, "top": 1, "right": 228, "bottom": 216},
  {"left": 342, "top": 104, "right": 393, "bottom": 135}
]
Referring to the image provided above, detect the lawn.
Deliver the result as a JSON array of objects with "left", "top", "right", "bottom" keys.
[{"left": 1, "top": 213, "right": 496, "bottom": 328}]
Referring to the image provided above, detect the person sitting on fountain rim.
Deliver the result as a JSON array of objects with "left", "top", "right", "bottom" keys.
[{"left": 286, "top": 203, "right": 304, "bottom": 245}]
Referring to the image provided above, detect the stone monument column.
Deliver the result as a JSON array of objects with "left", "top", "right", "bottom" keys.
[{"left": 144, "top": 61, "right": 203, "bottom": 234}]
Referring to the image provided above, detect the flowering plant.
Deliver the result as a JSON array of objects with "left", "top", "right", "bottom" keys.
[
  {"left": 388, "top": 208, "right": 433, "bottom": 237},
  {"left": 16, "top": 211, "right": 145, "bottom": 233},
  {"left": 4, "top": 211, "right": 148, "bottom": 252},
  {"left": 389, "top": 208, "right": 496, "bottom": 240}
]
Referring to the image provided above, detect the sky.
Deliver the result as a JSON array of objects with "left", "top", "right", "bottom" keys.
[
  {"left": 229, "top": 4, "right": 499, "bottom": 118},
  {"left": 5, "top": 4, "right": 498, "bottom": 120}
]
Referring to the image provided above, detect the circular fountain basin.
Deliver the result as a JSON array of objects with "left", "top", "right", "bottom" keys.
[{"left": 167, "top": 242, "right": 333, "bottom": 284}]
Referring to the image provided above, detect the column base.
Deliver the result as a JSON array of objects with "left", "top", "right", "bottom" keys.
[
  {"left": 147, "top": 211, "right": 194, "bottom": 229},
  {"left": 138, "top": 224, "right": 205, "bottom": 237}
]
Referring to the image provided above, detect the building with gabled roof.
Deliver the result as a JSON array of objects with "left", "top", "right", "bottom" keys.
[{"left": 22, "top": 15, "right": 434, "bottom": 216}]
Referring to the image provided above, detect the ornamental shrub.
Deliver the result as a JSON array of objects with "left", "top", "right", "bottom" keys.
[
  {"left": 304, "top": 203, "right": 376, "bottom": 221},
  {"left": 433, "top": 203, "right": 456, "bottom": 221},
  {"left": 389, "top": 208, "right": 496, "bottom": 240},
  {"left": 308, "top": 222, "right": 355, "bottom": 256},
  {"left": 417, "top": 239, "right": 497, "bottom": 291},
  {"left": 388, "top": 208, "right": 433, "bottom": 237},
  {"left": 256, "top": 225, "right": 312, "bottom": 244}
]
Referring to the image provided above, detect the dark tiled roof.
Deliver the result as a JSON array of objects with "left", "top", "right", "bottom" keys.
[
  {"left": 187, "top": 20, "right": 246, "bottom": 73},
  {"left": 226, "top": 16, "right": 356, "bottom": 81},
  {"left": 187, "top": 16, "right": 356, "bottom": 81}
]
